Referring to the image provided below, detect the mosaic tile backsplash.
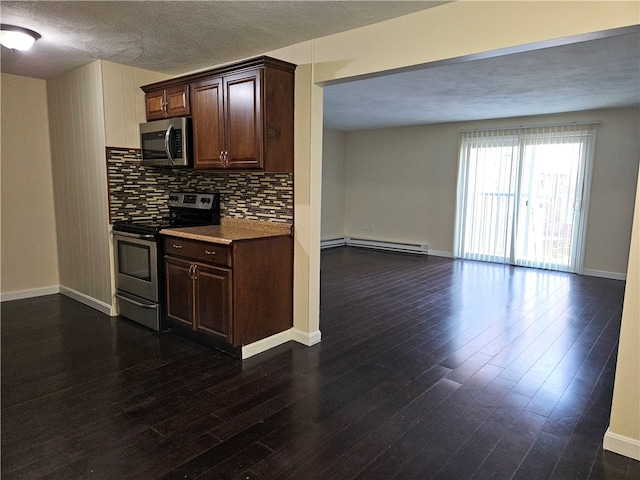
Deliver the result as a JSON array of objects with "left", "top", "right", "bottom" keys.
[{"left": 107, "top": 147, "right": 293, "bottom": 223}]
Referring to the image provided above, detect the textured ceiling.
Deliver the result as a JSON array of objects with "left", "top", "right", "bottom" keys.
[
  {"left": 0, "top": 1, "right": 446, "bottom": 79},
  {"left": 1, "top": 2, "right": 638, "bottom": 131},
  {"left": 323, "top": 29, "right": 640, "bottom": 131}
]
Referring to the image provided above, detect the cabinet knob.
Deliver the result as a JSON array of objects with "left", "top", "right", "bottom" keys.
[
  {"left": 172, "top": 244, "right": 183, "bottom": 249},
  {"left": 205, "top": 250, "right": 216, "bottom": 256}
]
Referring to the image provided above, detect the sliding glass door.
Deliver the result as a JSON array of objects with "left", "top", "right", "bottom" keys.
[{"left": 454, "top": 124, "right": 596, "bottom": 272}]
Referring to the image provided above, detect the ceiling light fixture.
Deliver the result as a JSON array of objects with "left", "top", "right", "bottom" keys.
[{"left": 0, "top": 24, "right": 41, "bottom": 51}]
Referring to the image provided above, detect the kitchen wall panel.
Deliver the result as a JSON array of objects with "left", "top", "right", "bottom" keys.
[
  {"left": 0, "top": 74, "right": 59, "bottom": 299},
  {"left": 101, "top": 61, "right": 169, "bottom": 149},
  {"left": 47, "top": 61, "right": 112, "bottom": 310}
]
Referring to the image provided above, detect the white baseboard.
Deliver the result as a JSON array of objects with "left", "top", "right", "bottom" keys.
[
  {"left": 0, "top": 285, "right": 60, "bottom": 302},
  {"left": 291, "top": 328, "right": 322, "bottom": 346},
  {"left": 582, "top": 269, "right": 627, "bottom": 281},
  {"left": 604, "top": 428, "right": 640, "bottom": 461},
  {"left": 241, "top": 327, "right": 322, "bottom": 359},
  {"left": 59, "top": 286, "right": 114, "bottom": 316},
  {"left": 242, "top": 329, "right": 293, "bottom": 359},
  {"left": 428, "top": 249, "right": 454, "bottom": 258}
]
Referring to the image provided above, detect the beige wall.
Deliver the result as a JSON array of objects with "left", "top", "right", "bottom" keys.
[
  {"left": 321, "top": 129, "right": 347, "bottom": 241},
  {"left": 605, "top": 167, "right": 640, "bottom": 460},
  {"left": 334, "top": 108, "right": 639, "bottom": 275},
  {"left": 265, "top": 41, "right": 324, "bottom": 342},
  {"left": 1, "top": 74, "right": 59, "bottom": 298},
  {"left": 312, "top": 1, "right": 639, "bottom": 84}
]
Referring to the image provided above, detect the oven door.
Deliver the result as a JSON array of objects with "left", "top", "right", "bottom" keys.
[{"left": 113, "top": 231, "right": 158, "bottom": 302}]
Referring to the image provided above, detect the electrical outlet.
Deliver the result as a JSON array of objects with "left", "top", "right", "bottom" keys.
[{"left": 361, "top": 222, "right": 367, "bottom": 230}]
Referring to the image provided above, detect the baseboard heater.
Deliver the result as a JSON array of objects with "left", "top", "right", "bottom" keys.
[
  {"left": 319, "top": 237, "right": 429, "bottom": 255},
  {"left": 320, "top": 238, "right": 347, "bottom": 249}
]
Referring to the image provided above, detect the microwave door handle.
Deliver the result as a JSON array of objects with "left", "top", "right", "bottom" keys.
[{"left": 164, "top": 124, "right": 175, "bottom": 165}]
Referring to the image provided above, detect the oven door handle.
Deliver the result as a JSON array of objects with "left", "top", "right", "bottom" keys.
[
  {"left": 113, "top": 231, "right": 156, "bottom": 240},
  {"left": 115, "top": 292, "right": 157, "bottom": 309}
]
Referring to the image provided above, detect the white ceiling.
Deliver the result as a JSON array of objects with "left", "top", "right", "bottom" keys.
[{"left": 1, "top": 1, "right": 638, "bottom": 131}]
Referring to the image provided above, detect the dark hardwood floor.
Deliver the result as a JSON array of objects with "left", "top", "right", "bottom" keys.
[{"left": 2, "top": 247, "right": 639, "bottom": 479}]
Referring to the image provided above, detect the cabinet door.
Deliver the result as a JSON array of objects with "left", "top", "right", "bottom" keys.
[
  {"left": 165, "top": 256, "right": 193, "bottom": 327},
  {"left": 145, "top": 85, "right": 190, "bottom": 120},
  {"left": 165, "top": 85, "right": 190, "bottom": 117},
  {"left": 145, "top": 89, "right": 167, "bottom": 120},
  {"left": 224, "top": 69, "right": 263, "bottom": 169},
  {"left": 191, "top": 78, "right": 225, "bottom": 169},
  {"left": 193, "top": 264, "right": 232, "bottom": 343}
]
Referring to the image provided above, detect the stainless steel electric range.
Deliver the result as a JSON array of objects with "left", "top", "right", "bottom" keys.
[{"left": 112, "top": 192, "right": 220, "bottom": 331}]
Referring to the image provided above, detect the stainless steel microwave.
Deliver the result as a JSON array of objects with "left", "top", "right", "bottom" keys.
[{"left": 140, "top": 117, "right": 191, "bottom": 166}]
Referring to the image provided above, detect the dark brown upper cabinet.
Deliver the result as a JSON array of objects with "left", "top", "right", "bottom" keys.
[
  {"left": 141, "top": 57, "right": 295, "bottom": 173},
  {"left": 143, "top": 84, "right": 190, "bottom": 120},
  {"left": 192, "top": 69, "right": 263, "bottom": 170}
]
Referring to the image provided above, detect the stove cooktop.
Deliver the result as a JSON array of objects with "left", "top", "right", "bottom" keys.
[
  {"left": 112, "top": 218, "right": 171, "bottom": 235},
  {"left": 112, "top": 217, "right": 219, "bottom": 234},
  {"left": 112, "top": 191, "right": 221, "bottom": 236}
]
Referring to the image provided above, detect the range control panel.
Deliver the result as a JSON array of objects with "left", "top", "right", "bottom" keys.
[{"left": 168, "top": 192, "right": 219, "bottom": 210}]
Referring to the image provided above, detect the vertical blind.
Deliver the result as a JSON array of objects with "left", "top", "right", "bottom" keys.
[{"left": 454, "top": 123, "right": 596, "bottom": 273}]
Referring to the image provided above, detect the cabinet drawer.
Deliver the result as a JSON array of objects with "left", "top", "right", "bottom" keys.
[{"left": 164, "top": 237, "right": 231, "bottom": 267}]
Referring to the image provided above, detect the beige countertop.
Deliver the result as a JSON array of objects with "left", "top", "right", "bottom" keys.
[{"left": 160, "top": 217, "right": 292, "bottom": 245}]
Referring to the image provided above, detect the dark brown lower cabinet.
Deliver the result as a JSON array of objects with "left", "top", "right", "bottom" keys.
[
  {"left": 165, "top": 256, "right": 232, "bottom": 344},
  {"left": 164, "top": 256, "right": 193, "bottom": 327},
  {"left": 193, "top": 262, "right": 232, "bottom": 340},
  {"left": 163, "top": 235, "right": 292, "bottom": 351}
]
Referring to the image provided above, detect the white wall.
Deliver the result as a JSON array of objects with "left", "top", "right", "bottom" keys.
[
  {"left": 329, "top": 108, "right": 639, "bottom": 275},
  {"left": 321, "top": 129, "right": 347, "bottom": 241},
  {"left": 1, "top": 74, "right": 59, "bottom": 299}
]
